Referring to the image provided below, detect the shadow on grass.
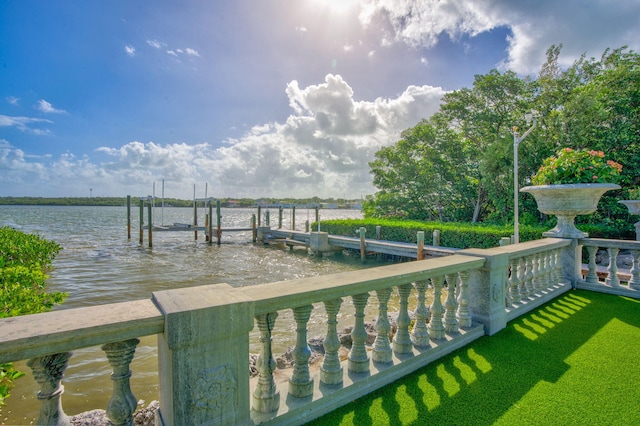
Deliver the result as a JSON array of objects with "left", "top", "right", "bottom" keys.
[{"left": 306, "top": 290, "right": 640, "bottom": 425}]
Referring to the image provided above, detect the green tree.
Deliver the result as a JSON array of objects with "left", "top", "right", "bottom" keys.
[
  {"left": 0, "top": 227, "right": 66, "bottom": 405},
  {"left": 366, "top": 45, "right": 640, "bottom": 227}
]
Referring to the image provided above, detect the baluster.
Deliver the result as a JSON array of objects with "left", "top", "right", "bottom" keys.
[
  {"left": 516, "top": 257, "right": 533, "bottom": 301},
  {"left": 456, "top": 270, "right": 472, "bottom": 329},
  {"left": 531, "top": 253, "right": 545, "bottom": 291},
  {"left": 544, "top": 251, "right": 553, "bottom": 288},
  {"left": 444, "top": 273, "right": 459, "bottom": 334},
  {"left": 102, "top": 339, "right": 139, "bottom": 426},
  {"left": 348, "top": 293, "right": 370, "bottom": 373},
  {"left": 606, "top": 247, "right": 620, "bottom": 287},
  {"left": 321, "top": 298, "right": 343, "bottom": 385},
  {"left": 629, "top": 250, "right": 640, "bottom": 290},
  {"left": 373, "top": 288, "right": 393, "bottom": 363},
  {"left": 524, "top": 254, "right": 534, "bottom": 296},
  {"left": 252, "top": 312, "right": 280, "bottom": 413},
  {"left": 428, "top": 276, "right": 445, "bottom": 340},
  {"left": 27, "top": 352, "right": 73, "bottom": 426},
  {"left": 585, "top": 245, "right": 598, "bottom": 284},
  {"left": 289, "top": 305, "right": 314, "bottom": 398},
  {"left": 411, "top": 280, "right": 430, "bottom": 348},
  {"left": 547, "top": 249, "right": 557, "bottom": 286},
  {"left": 508, "top": 257, "right": 520, "bottom": 305},
  {"left": 393, "top": 284, "right": 413, "bottom": 354},
  {"left": 554, "top": 248, "right": 564, "bottom": 285}
]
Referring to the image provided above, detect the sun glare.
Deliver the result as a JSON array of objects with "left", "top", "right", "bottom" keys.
[{"left": 312, "top": 0, "right": 359, "bottom": 14}]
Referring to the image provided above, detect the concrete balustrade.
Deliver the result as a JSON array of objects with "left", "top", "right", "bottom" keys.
[
  {"left": 3, "top": 236, "right": 638, "bottom": 425},
  {"left": 578, "top": 238, "right": 640, "bottom": 295}
]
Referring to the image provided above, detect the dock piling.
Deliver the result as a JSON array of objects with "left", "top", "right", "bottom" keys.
[
  {"left": 417, "top": 231, "right": 425, "bottom": 260},
  {"left": 359, "top": 227, "right": 366, "bottom": 262},
  {"left": 147, "top": 199, "right": 153, "bottom": 248},
  {"left": 216, "top": 199, "right": 221, "bottom": 245},
  {"left": 139, "top": 199, "right": 144, "bottom": 245},
  {"left": 126, "top": 195, "right": 131, "bottom": 240}
]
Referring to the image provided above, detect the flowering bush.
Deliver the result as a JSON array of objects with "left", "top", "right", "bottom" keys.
[{"left": 531, "top": 148, "right": 623, "bottom": 185}]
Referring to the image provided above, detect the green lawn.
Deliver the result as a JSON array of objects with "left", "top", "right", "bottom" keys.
[{"left": 308, "top": 290, "right": 640, "bottom": 425}]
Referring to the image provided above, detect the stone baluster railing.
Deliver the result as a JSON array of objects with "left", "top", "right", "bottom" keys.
[
  {"left": 289, "top": 305, "right": 314, "bottom": 398},
  {"left": 253, "top": 312, "right": 280, "bottom": 413},
  {"left": 102, "top": 339, "right": 140, "bottom": 426},
  {"left": 27, "top": 351, "right": 73, "bottom": 426},
  {"left": 578, "top": 238, "right": 640, "bottom": 297},
  {"left": 428, "top": 276, "right": 446, "bottom": 339},
  {"left": 444, "top": 273, "right": 459, "bottom": 334},
  {"left": 349, "top": 293, "right": 370, "bottom": 373},
  {"left": 393, "top": 284, "right": 413, "bottom": 354},
  {"left": 411, "top": 280, "right": 430, "bottom": 347},
  {"left": 4, "top": 237, "right": 584, "bottom": 426},
  {"left": 373, "top": 288, "right": 393, "bottom": 363},
  {"left": 321, "top": 298, "right": 343, "bottom": 384}
]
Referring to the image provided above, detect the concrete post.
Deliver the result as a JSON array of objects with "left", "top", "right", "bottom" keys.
[
  {"left": 256, "top": 226, "right": 271, "bottom": 243},
  {"left": 153, "top": 284, "right": 254, "bottom": 426},
  {"left": 457, "top": 249, "right": 509, "bottom": 335},
  {"left": 310, "top": 231, "right": 332, "bottom": 256}
]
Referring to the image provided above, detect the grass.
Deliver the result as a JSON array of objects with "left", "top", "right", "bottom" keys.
[{"left": 307, "top": 290, "right": 640, "bottom": 425}]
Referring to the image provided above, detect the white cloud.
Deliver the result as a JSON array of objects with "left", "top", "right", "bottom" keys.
[
  {"left": 6, "top": 96, "right": 19, "bottom": 106},
  {"left": 146, "top": 39, "right": 164, "bottom": 49},
  {"left": 0, "top": 75, "right": 445, "bottom": 198},
  {"left": 0, "top": 115, "right": 53, "bottom": 134},
  {"left": 185, "top": 48, "right": 200, "bottom": 57},
  {"left": 124, "top": 45, "right": 136, "bottom": 56},
  {"left": 37, "top": 99, "right": 67, "bottom": 114},
  {"left": 358, "top": 0, "right": 640, "bottom": 74}
]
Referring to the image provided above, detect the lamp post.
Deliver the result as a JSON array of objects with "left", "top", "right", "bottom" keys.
[{"left": 513, "top": 112, "right": 538, "bottom": 244}]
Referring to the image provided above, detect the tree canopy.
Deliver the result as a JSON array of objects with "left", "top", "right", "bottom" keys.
[{"left": 364, "top": 45, "right": 640, "bottom": 227}]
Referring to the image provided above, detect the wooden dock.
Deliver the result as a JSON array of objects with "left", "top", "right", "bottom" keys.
[{"left": 269, "top": 229, "right": 458, "bottom": 259}]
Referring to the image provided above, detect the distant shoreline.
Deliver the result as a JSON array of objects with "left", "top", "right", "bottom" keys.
[{"left": 0, "top": 196, "right": 362, "bottom": 209}]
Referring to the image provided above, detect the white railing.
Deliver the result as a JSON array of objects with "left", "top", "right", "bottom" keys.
[
  {"left": 0, "top": 236, "right": 582, "bottom": 425},
  {"left": 577, "top": 238, "right": 640, "bottom": 297}
]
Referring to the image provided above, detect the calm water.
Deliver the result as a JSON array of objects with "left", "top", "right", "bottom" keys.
[{"left": 0, "top": 205, "right": 378, "bottom": 424}]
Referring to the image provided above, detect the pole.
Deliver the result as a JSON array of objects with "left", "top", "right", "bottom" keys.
[
  {"left": 216, "top": 199, "right": 221, "bottom": 245},
  {"left": 292, "top": 206, "right": 296, "bottom": 230},
  {"left": 514, "top": 129, "right": 520, "bottom": 244},
  {"left": 513, "top": 115, "right": 537, "bottom": 244},
  {"left": 161, "top": 178, "right": 164, "bottom": 226},
  {"left": 193, "top": 185, "right": 198, "bottom": 241},
  {"left": 147, "top": 198, "right": 153, "bottom": 248},
  {"left": 126, "top": 195, "right": 131, "bottom": 240},
  {"left": 139, "top": 198, "right": 144, "bottom": 245}
]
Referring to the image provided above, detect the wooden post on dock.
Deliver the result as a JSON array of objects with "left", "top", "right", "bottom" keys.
[
  {"left": 315, "top": 207, "right": 319, "bottom": 225},
  {"left": 127, "top": 195, "right": 131, "bottom": 240},
  {"left": 359, "top": 227, "right": 366, "bottom": 262},
  {"left": 147, "top": 199, "right": 153, "bottom": 248},
  {"left": 252, "top": 214, "right": 257, "bottom": 242},
  {"left": 417, "top": 231, "right": 425, "bottom": 260},
  {"left": 376, "top": 226, "right": 382, "bottom": 240},
  {"left": 193, "top": 201, "right": 198, "bottom": 240},
  {"left": 433, "top": 229, "right": 441, "bottom": 246},
  {"left": 207, "top": 201, "right": 213, "bottom": 246},
  {"left": 292, "top": 206, "right": 296, "bottom": 230},
  {"left": 265, "top": 210, "right": 270, "bottom": 226},
  {"left": 216, "top": 199, "right": 221, "bottom": 245},
  {"left": 139, "top": 199, "right": 144, "bottom": 245},
  {"left": 278, "top": 207, "right": 283, "bottom": 229},
  {"left": 257, "top": 206, "right": 262, "bottom": 226}
]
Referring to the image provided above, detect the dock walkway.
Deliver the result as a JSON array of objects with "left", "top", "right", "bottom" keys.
[{"left": 269, "top": 229, "right": 458, "bottom": 259}]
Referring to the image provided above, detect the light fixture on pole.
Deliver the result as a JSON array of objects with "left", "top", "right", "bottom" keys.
[{"left": 513, "top": 110, "right": 539, "bottom": 244}]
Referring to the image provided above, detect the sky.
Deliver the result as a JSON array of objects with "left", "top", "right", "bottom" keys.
[{"left": 1, "top": 1, "right": 639, "bottom": 200}]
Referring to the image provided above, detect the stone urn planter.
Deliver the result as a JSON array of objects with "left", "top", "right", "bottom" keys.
[
  {"left": 521, "top": 183, "right": 620, "bottom": 238},
  {"left": 618, "top": 200, "right": 640, "bottom": 240}
]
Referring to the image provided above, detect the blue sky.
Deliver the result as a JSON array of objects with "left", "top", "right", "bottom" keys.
[{"left": 2, "top": 0, "right": 639, "bottom": 199}]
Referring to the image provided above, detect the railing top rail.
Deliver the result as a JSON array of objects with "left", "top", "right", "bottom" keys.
[
  {"left": 238, "top": 254, "right": 485, "bottom": 315},
  {"left": 579, "top": 238, "right": 640, "bottom": 250},
  {"left": 0, "top": 299, "right": 164, "bottom": 364},
  {"left": 465, "top": 237, "right": 571, "bottom": 260}
]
